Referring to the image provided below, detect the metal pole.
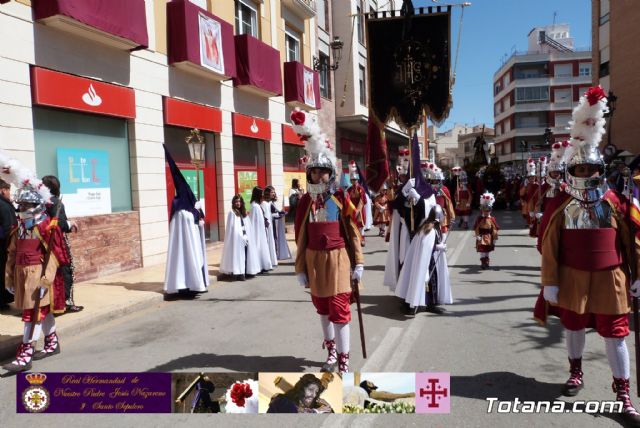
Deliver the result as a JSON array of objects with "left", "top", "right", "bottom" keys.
[{"left": 194, "top": 164, "right": 200, "bottom": 202}]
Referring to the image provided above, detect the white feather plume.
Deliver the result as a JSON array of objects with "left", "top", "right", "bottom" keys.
[{"left": 0, "top": 149, "right": 52, "bottom": 203}]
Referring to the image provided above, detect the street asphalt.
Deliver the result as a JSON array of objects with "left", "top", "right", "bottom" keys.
[{"left": 0, "top": 209, "right": 632, "bottom": 427}]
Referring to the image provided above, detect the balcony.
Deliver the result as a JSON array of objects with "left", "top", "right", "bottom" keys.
[
  {"left": 167, "top": 0, "right": 236, "bottom": 80},
  {"left": 32, "top": 0, "right": 148, "bottom": 50},
  {"left": 233, "top": 34, "right": 282, "bottom": 97},
  {"left": 284, "top": 61, "right": 320, "bottom": 110},
  {"left": 282, "top": 0, "right": 317, "bottom": 19}
]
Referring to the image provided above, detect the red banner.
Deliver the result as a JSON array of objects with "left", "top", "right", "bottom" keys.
[
  {"left": 232, "top": 113, "right": 271, "bottom": 140},
  {"left": 365, "top": 115, "right": 390, "bottom": 192},
  {"left": 31, "top": 67, "right": 135, "bottom": 119}
]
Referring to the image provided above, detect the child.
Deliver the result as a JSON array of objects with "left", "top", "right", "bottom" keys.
[
  {"left": 474, "top": 192, "right": 499, "bottom": 269},
  {"left": 219, "top": 195, "right": 261, "bottom": 281}
]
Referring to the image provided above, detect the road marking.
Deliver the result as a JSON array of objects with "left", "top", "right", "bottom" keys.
[
  {"left": 360, "top": 327, "right": 404, "bottom": 372},
  {"left": 383, "top": 315, "right": 426, "bottom": 372},
  {"left": 448, "top": 230, "right": 472, "bottom": 267}
]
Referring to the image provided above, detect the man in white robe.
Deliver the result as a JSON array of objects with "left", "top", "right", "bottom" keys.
[
  {"left": 261, "top": 188, "right": 278, "bottom": 268},
  {"left": 219, "top": 195, "right": 261, "bottom": 280},
  {"left": 248, "top": 189, "right": 273, "bottom": 272}
]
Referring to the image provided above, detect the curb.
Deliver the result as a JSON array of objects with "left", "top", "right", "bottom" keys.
[{"left": 0, "top": 292, "right": 164, "bottom": 362}]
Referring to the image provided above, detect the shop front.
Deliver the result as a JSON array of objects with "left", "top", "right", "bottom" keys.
[
  {"left": 282, "top": 124, "right": 306, "bottom": 211},
  {"left": 232, "top": 113, "right": 269, "bottom": 207},
  {"left": 163, "top": 97, "right": 221, "bottom": 241},
  {"left": 30, "top": 66, "right": 141, "bottom": 281}
]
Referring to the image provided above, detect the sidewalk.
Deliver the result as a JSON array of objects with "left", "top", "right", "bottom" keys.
[{"left": 0, "top": 226, "right": 295, "bottom": 362}]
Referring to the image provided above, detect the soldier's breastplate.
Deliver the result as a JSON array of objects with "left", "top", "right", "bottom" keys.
[
  {"left": 310, "top": 195, "right": 340, "bottom": 223},
  {"left": 561, "top": 199, "right": 621, "bottom": 271}
]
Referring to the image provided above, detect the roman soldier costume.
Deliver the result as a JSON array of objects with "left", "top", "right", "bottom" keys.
[
  {"left": 347, "top": 161, "right": 368, "bottom": 247},
  {"left": 534, "top": 86, "right": 640, "bottom": 425},
  {"left": 452, "top": 167, "right": 472, "bottom": 229},
  {"left": 0, "top": 151, "right": 67, "bottom": 373},
  {"left": 474, "top": 192, "right": 499, "bottom": 269},
  {"left": 291, "top": 109, "right": 364, "bottom": 374}
]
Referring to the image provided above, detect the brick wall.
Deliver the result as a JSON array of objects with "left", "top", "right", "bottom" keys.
[{"left": 68, "top": 211, "right": 143, "bottom": 282}]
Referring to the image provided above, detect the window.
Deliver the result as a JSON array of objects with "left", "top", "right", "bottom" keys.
[
  {"left": 515, "top": 86, "right": 549, "bottom": 103},
  {"left": 555, "top": 113, "right": 571, "bottom": 128},
  {"left": 285, "top": 28, "right": 301, "bottom": 62},
  {"left": 579, "top": 63, "right": 592, "bottom": 77},
  {"left": 357, "top": 5, "right": 364, "bottom": 45},
  {"left": 283, "top": 144, "right": 306, "bottom": 171},
  {"left": 600, "top": 0, "right": 610, "bottom": 25},
  {"left": 554, "top": 63, "right": 572, "bottom": 78},
  {"left": 554, "top": 88, "right": 571, "bottom": 103},
  {"left": 359, "top": 65, "right": 367, "bottom": 106},
  {"left": 317, "top": 0, "right": 327, "bottom": 31},
  {"left": 599, "top": 61, "right": 610, "bottom": 78},
  {"left": 494, "top": 83, "right": 502, "bottom": 95},
  {"left": 235, "top": 0, "right": 258, "bottom": 37},
  {"left": 319, "top": 52, "right": 331, "bottom": 99}
]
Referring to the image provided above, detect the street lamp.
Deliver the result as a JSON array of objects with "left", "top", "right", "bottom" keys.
[
  {"left": 313, "top": 36, "right": 344, "bottom": 71},
  {"left": 185, "top": 128, "right": 205, "bottom": 201},
  {"left": 520, "top": 140, "right": 528, "bottom": 174}
]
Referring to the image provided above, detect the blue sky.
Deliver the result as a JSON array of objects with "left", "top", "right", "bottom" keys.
[
  {"left": 413, "top": 0, "right": 591, "bottom": 132},
  {"left": 343, "top": 372, "right": 415, "bottom": 393}
]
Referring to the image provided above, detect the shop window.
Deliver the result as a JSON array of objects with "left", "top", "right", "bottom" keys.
[
  {"left": 33, "top": 108, "right": 132, "bottom": 216},
  {"left": 359, "top": 65, "right": 367, "bottom": 106}
]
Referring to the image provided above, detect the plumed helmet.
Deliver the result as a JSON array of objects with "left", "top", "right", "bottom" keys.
[
  {"left": 349, "top": 160, "right": 360, "bottom": 180},
  {"left": 479, "top": 191, "right": 495, "bottom": 210},
  {"left": 290, "top": 108, "right": 336, "bottom": 184},
  {"left": 564, "top": 86, "right": 609, "bottom": 202}
]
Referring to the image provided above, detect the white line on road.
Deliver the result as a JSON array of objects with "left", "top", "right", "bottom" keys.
[
  {"left": 383, "top": 315, "right": 426, "bottom": 372},
  {"left": 360, "top": 327, "right": 404, "bottom": 372},
  {"left": 448, "top": 229, "right": 472, "bottom": 267}
]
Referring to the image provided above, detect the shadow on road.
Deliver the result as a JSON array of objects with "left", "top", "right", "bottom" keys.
[
  {"left": 451, "top": 264, "right": 541, "bottom": 273},
  {"left": 147, "top": 353, "right": 319, "bottom": 372},
  {"left": 359, "top": 294, "right": 415, "bottom": 322}
]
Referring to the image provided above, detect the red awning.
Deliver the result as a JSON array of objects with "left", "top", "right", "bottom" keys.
[
  {"left": 232, "top": 113, "right": 271, "bottom": 140},
  {"left": 233, "top": 34, "right": 282, "bottom": 97},
  {"left": 167, "top": 0, "right": 236, "bottom": 80},
  {"left": 32, "top": 0, "right": 148, "bottom": 50},
  {"left": 284, "top": 61, "right": 320, "bottom": 110},
  {"left": 282, "top": 124, "right": 304, "bottom": 146}
]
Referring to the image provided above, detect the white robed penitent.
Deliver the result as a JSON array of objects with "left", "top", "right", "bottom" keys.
[
  {"left": 364, "top": 192, "right": 373, "bottom": 231},
  {"left": 260, "top": 201, "right": 278, "bottom": 267},
  {"left": 271, "top": 201, "right": 292, "bottom": 260},
  {"left": 219, "top": 211, "right": 261, "bottom": 276},
  {"left": 249, "top": 202, "right": 273, "bottom": 271},
  {"left": 394, "top": 195, "right": 453, "bottom": 308},
  {"left": 164, "top": 210, "right": 210, "bottom": 294},
  {"left": 383, "top": 209, "right": 410, "bottom": 291}
]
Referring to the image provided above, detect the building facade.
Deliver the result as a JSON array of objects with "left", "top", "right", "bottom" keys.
[
  {"left": 492, "top": 24, "right": 592, "bottom": 170},
  {"left": 592, "top": 0, "right": 640, "bottom": 156},
  {"left": 0, "top": 0, "right": 322, "bottom": 281}
]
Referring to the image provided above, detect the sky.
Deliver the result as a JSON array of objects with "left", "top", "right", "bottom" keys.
[
  {"left": 412, "top": 0, "right": 592, "bottom": 132},
  {"left": 343, "top": 373, "right": 415, "bottom": 393}
]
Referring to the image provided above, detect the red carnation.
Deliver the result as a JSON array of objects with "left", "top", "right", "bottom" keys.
[
  {"left": 291, "top": 110, "right": 306, "bottom": 125},
  {"left": 585, "top": 86, "right": 606, "bottom": 106},
  {"left": 230, "top": 383, "right": 253, "bottom": 407}
]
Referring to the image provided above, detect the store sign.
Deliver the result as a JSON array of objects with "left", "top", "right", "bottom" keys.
[
  {"left": 31, "top": 67, "right": 135, "bottom": 119},
  {"left": 232, "top": 113, "right": 271, "bottom": 140},
  {"left": 163, "top": 97, "right": 222, "bottom": 132},
  {"left": 57, "top": 148, "right": 112, "bottom": 217},
  {"left": 282, "top": 124, "right": 303, "bottom": 146}
]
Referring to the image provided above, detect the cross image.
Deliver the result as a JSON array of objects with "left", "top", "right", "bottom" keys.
[
  {"left": 419, "top": 378, "right": 448, "bottom": 408},
  {"left": 28, "top": 391, "right": 45, "bottom": 408}
]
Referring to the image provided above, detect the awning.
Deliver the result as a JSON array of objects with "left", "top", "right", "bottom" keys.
[
  {"left": 233, "top": 34, "right": 282, "bottom": 97},
  {"left": 283, "top": 61, "right": 320, "bottom": 110},
  {"left": 167, "top": 0, "right": 236, "bottom": 80},
  {"left": 33, "top": 0, "right": 148, "bottom": 50}
]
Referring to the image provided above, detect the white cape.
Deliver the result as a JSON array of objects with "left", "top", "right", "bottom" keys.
[
  {"left": 261, "top": 201, "right": 278, "bottom": 267},
  {"left": 364, "top": 194, "right": 373, "bottom": 230},
  {"left": 394, "top": 228, "right": 436, "bottom": 308},
  {"left": 164, "top": 210, "right": 210, "bottom": 293},
  {"left": 248, "top": 202, "right": 273, "bottom": 271},
  {"left": 219, "top": 211, "right": 261, "bottom": 276},
  {"left": 383, "top": 210, "right": 410, "bottom": 290},
  {"left": 274, "top": 215, "right": 292, "bottom": 260}
]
